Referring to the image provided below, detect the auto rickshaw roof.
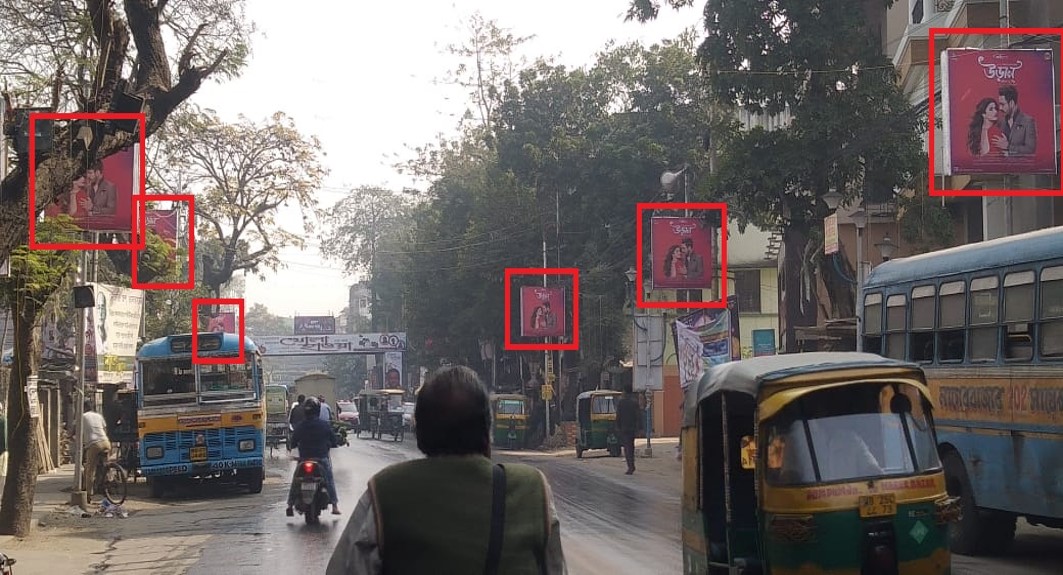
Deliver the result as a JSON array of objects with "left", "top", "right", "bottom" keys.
[
  {"left": 577, "top": 390, "right": 623, "bottom": 400},
  {"left": 491, "top": 393, "right": 527, "bottom": 401},
  {"left": 682, "top": 352, "right": 924, "bottom": 427}
]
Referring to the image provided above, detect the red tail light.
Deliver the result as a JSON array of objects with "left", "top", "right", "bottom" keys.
[{"left": 302, "top": 461, "right": 315, "bottom": 475}]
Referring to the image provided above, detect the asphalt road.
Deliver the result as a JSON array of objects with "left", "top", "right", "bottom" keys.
[{"left": 90, "top": 434, "right": 1063, "bottom": 574}]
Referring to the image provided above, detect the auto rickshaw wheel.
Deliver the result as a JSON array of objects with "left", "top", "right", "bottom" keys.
[{"left": 942, "top": 450, "right": 1015, "bottom": 555}]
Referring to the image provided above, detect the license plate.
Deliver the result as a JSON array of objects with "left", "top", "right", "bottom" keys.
[
  {"left": 190, "top": 446, "right": 207, "bottom": 461},
  {"left": 859, "top": 494, "right": 897, "bottom": 518},
  {"left": 301, "top": 481, "right": 317, "bottom": 492}
]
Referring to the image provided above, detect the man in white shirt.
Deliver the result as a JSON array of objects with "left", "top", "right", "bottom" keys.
[
  {"left": 80, "top": 401, "right": 111, "bottom": 498},
  {"left": 318, "top": 395, "right": 333, "bottom": 422}
]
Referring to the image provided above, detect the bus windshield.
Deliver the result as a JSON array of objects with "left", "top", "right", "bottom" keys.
[
  {"left": 199, "top": 360, "right": 257, "bottom": 402},
  {"left": 762, "top": 382, "right": 941, "bottom": 486},
  {"left": 141, "top": 358, "right": 197, "bottom": 407},
  {"left": 497, "top": 399, "right": 524, "bottom": 415}
]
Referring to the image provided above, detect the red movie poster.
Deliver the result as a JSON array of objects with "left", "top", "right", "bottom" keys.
[
  {"left": 650, "top": 217, "right": 714, "bottom": 289},
  {"left": 942, "top": 48, "right": 1058, "bottom": 175},
  {"left": 146, "top": 209, "right": 177, "bottom": 247},
  {"left": 43, "top": 148, "right": 136, "bottom": 231},
  {"left": 205, "top": 311, "right": 237, "bottom": 333},
  {"left": 520, "top": 286, "right": 565, "bottom": 338}
]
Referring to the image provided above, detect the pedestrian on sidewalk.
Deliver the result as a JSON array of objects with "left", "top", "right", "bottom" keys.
[
  {"left": 326, "top": 365, "right": 567, "bottom": 575},
  {"left": 80, "top": 400, "right": 111, "bottom": 498},
  {"left": 616, "top": 386, "right": 639, "bottom": 475}
]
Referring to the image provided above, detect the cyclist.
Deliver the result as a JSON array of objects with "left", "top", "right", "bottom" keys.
[{"left": 80, "top": 400, "right": 111, "bottom": 499}]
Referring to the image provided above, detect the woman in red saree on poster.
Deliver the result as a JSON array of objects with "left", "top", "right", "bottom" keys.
[{"left": 966, "top": 97, "right": 1007, "bottom": 157}]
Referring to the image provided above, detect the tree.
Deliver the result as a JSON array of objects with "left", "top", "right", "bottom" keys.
[
  {"left": 149, "top": 107, "right": 327, "bottom": 297},
  {"left": 0, "top": 0, "right": 252, "bottom": 536},
  {"left": 244, "top": 303, "right": 291, "bottom": 339},
  {"left": 629, "top": 0, "right": 926, "bottom": 351},
  {"left": 320, "top": 186, "right": 411, "bottom": 332}
]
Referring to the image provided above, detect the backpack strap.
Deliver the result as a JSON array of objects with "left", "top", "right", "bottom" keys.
[{"left": 484, "top": 463, "right": 507, "bottom": 575}]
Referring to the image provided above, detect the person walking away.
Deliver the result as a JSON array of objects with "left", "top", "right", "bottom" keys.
[
  {"left": 287, "top": 397, "right": 341, "bottom": 516},
  {"left": 326, "top": 365, "right": 567, "bottom": 575},
  {"left": 81, "top": 401, "right": 111, "bottom": 498},
  {"left": 616, "top": 387, "right": 639, "bottom": 475},
  {"left": 289, "top": 394, "right": 306, "bottom": 432},
  {"left": 319, "top": 395, "right": 334, "bottom": 422}
]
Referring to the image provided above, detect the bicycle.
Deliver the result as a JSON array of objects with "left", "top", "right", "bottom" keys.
[{"left": 90, "top": 448, "right": 128, "bottom": 505}]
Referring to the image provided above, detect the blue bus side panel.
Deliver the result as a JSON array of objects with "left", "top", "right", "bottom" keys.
[
  {"left": 938, "top": 423, "right": 1063, "bottom": 519},
  {"left": 140, "top": 426, "right": 264, "bottom": 477}
]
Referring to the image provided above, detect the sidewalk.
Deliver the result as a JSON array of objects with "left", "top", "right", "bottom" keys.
[{"left": 0, "top": 465, "right": 117, "bottom": 574}]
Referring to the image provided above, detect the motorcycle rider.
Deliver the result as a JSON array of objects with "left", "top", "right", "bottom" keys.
[{"left": 286, "top": 397, "right": 341, "bottom": 516}]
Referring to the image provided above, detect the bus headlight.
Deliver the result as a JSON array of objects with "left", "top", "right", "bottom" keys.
[
  {"left": 145, "top": 446, "right": 164, "bottom": 459},
  {"left": 238, "top": 439, "right": 255, "bottom": 452}
]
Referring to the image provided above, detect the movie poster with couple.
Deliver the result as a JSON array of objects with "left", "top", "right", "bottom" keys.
[
  {"left": 651, "top": 217, "right": 713, "bottom": 289},
  {"left": 519, "top": 286, "right": 565, "bottom": 338},
  {"left": 43, "top": 147, "right": 136, "bottom": 231},
  {"left": 941, "top": 48, "right": 1058, "bottom": 175}
]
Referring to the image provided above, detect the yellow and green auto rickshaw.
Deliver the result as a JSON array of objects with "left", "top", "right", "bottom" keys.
[
  {"left": 681, "top": 352, "right": 959, "bottom": 575},
  {"left": 575, "top": 390, "right": 622, "bottom": 459},
  {"left": 491, "top": 393, "right": 529, "bottom": 450},
  {"left": 264, "top": 384, "right": 290, "bottom": 454}
]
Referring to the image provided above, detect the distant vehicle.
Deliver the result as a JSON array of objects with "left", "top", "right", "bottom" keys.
[
  {"left": 402, "top": 402, "right": 415, "bottom": 431},
  {"left": 337, "top": 400, "right": 359, "bottom": 427}
]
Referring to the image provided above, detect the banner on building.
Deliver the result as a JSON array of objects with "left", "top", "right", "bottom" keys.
[
  {"left": 941, "top": 48, "right": 1058, "bottom": 175},
  {"left": 147, "top": 208, "right": 178, "bottom": 245},
  {"left": 823, "top": 213, "right": 839, "bottom": 255},
  {"left": 383, "top": 351, "right": 404, "bottom": 389},
  {"left": 672, "top": 295, "right": 740, "bottom": 389},
  {"left": 752, "top": 329, "right": 777, "bottom": 357},
  {"left": 294, "top": 315, "right": 336, "bottom": 335},
  {"left": 43, "top": 147, "right": 137, "bottom": 232},
  {"left": 650, "top": 217, "right": 714, "bottom": 289},
  {"left": 254, "top": 332, "right": 407, "bottom": 356},
  {"left": 90, "top": 283, "right": 145, "bottom": 385},
  {"left": 519, "top": 286, "right": 565, "bottom": 338}
]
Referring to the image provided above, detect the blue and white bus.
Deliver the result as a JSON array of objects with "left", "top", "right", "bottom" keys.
[
  {"left": 135, "top": 332, "right": 266, "bottom": 497},
  {"left": 859, "top": 225, "right": 1063, "bottom": 555}
]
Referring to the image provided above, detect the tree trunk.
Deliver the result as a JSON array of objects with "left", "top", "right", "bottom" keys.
[
  {"left": 817, "top": 241, "right": 857, "bottom": 320},
  {"left": 0, "top": 298, "right": 41, "bottom": 537},
  {"left": 779, "top": 223, "right": 818, "bottom": 353}
]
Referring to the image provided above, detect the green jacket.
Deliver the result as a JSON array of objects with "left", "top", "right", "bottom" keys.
[{"left": 370, "top": 455, "right": 551, "bottom": 575}]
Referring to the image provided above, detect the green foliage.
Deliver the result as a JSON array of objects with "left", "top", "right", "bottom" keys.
[
  {"left": 899, "top": 194, "right": 955, "bottom": 254},
  {"left": 0, "top": 217, "right": 78, "bottom": 309},
  {"left": 143, "top": 285, "right": 213, "bottom": 341}
]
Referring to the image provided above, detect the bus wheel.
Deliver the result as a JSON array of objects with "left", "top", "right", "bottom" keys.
[
  {"left": 148, "top": 477, "right": 166, "bottom": 499},
  {"left": 942, "top": 450, "right": 1013, "bottom": 556},
  {"left": 246, "top": 467, "right": 264, "bottom": 494}
]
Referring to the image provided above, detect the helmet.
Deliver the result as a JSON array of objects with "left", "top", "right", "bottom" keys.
[{"left": 303, "top": 396, "right": 322, "bottom": 419}]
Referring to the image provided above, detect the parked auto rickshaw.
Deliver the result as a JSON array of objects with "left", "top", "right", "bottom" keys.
[
  {"left": 490, "top": 393, "right": 529, "bottom": 450},
  {"left": 681, "top": 352, "right": 959, "bottom": 575},
  {"left": 575, "top": 390, "right": 622, "bottom": 458},
  {"left": 264, "top": 384, "right": 290, "bottom": 455}
]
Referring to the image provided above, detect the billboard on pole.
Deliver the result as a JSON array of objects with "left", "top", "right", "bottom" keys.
[
  {"left": 650, "top": 216, "right": 714, "bottom": 289},
  {"left": 519, "top": 286, "right": 566, "bottom": 338}
]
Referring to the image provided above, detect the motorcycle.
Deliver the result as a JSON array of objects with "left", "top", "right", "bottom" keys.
[
  {"left": 0, "top": 552, "right": 15, "bottom": 574},
  {"left": 290, "top": 458, "right": 330, "bottom": 525}
]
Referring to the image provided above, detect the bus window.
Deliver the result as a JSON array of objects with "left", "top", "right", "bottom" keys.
[
  {"left": 199, "top": 360, "right": 256, "bottom": 400},
  {"left": 863, "top": 293, "right": 883, "bottom": 354},
  {"left": 1040, "top": 266, "right": 1063, "bottom": 358},
  {"left": 885, "top": 295, "right": 906, "bottom": 359},
  {"left": 909, "top": 285, "right": 935, "bottom": 362},
  {"left": 141, "top": 359, "right": 196, "bottom": 405},
  {"left": 937, "top": 281, "right": 966, "bottom": 362},
  {"left": 968, "top": 276, "right": 999, "bottom": 362},
  {"left": 1003, "top": 271, "right": 1035, "bottom": 361}
]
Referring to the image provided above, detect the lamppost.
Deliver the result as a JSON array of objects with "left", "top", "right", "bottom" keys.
[
  {"left": 875, "top": 235, "right": 898, "bottom": 262},
  {"left": 851, "top": 209, "right": 868, "bottom": 352},
  {"left": 624, "top": 266, "right": 653, "bottom": 457}
]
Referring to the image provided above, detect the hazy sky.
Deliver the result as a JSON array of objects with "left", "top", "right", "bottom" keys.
[{"left": 190, "top": 1, "right": 700, "bottom": 318}]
